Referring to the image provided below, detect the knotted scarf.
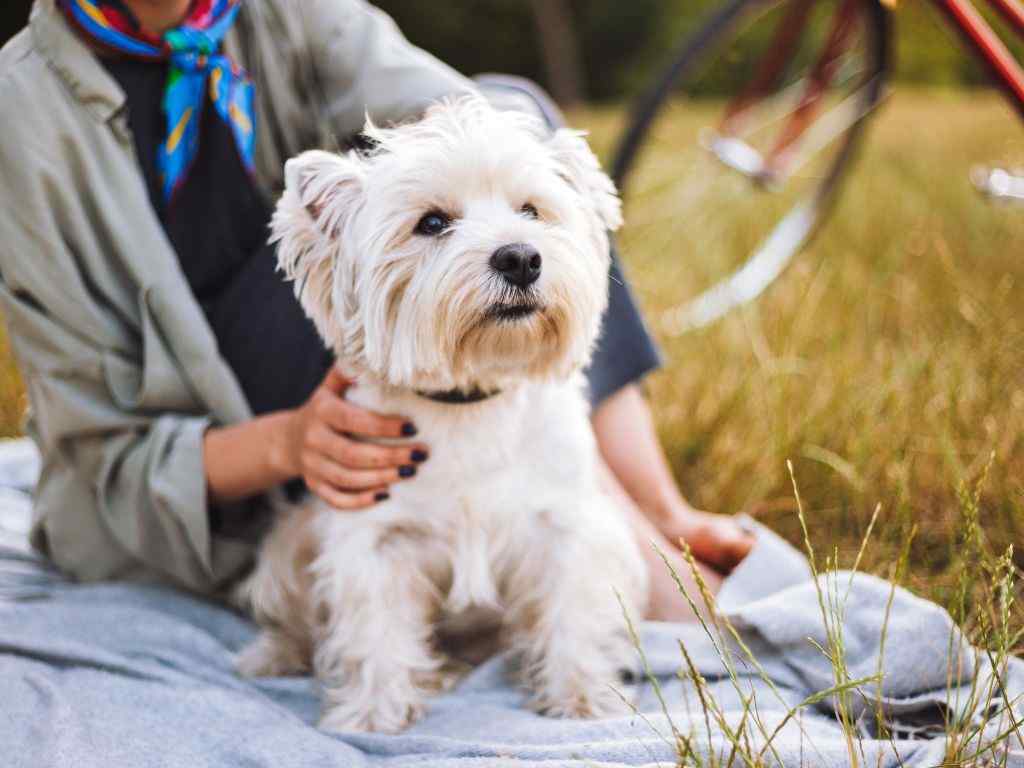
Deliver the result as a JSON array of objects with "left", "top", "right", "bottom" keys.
[{"left": 61, "top": 0, "right": 255, "bottom": 201}]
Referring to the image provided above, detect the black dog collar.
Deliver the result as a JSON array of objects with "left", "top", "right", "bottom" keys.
[{"left": 417, "top": 387, "right": 501, "bottom": 405}]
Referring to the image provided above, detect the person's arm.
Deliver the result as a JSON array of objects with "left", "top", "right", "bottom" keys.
[
  {"left": 298, "top": 0, "right": 475, "bottom": 138},
  {"left": 0, "top": 137, "right": 228, "bottom": 589},
  {"left": 593, "top": 384, "right": 753, "bottom": 573}
]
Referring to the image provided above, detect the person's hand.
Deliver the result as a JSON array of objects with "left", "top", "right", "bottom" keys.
[
  {"left": 655, "top": 506, "right": 754, "bottom": 574},
  {"left": 279, "top": 367, "right": 428, "bottom": 509}
]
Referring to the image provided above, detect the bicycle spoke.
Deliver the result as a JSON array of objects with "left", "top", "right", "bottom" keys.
[
  {"left": 721, "top": 0, "right": 816, "bottom": 134},
  {"left": 662, "top": 199, "right": 819, "bottom": 332},
  {"left": 770, "top": 77, "right": 884, "bottom": 183},
  {"left": 722, "top": 78, "right": 811, "bottom": 140},
  {"left": 719, "top": 50, "right": 868, "bottom": 144},
  {"left": 766, "top": 0, "right": 862, "bottom": 174}
]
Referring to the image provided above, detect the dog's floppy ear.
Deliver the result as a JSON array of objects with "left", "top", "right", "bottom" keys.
[
  {"left": 547, "top": 128, "right": 623, "bottom": 232},
  {"left": 271, "top": 149, "right": 366, "bottom": 345},
  {"left": 281, "top": 149, "right": 366, "bottom": 240}
]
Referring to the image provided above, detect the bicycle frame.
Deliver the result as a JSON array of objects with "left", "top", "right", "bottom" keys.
[
  {"left": 934, "top": 0, "right": 1024, "bottom": 119},
  {"left": 715, "top": 0, "right": 1024, "bottom": 181},
  {"left": 716, "top": 0, "right": 874, "bottom": 182}
]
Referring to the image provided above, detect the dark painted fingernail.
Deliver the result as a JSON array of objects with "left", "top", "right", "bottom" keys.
[
  {"left": 399, "top": 465, "right": 417, "bottom": 478},
  {"left": 401, "top": 422, "right": 418, "bottom": 437},
  {"left": 410, "top": 449, "right": 428, "bottom": 463},
  {"left": 374, "top": 492, "right": 390, "bottom": 502}
]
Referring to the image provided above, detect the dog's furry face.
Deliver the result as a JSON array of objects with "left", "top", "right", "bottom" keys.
[{"left": 271, "top": 97, "right": 622, "bottom": 392}]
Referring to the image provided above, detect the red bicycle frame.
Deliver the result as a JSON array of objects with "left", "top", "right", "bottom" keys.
[
  {"left": 717, "top": 0, "right": 1024, "bottom": 179},
  {"left": 935, "top": 0, "right": 1024, "bottom": 119}
]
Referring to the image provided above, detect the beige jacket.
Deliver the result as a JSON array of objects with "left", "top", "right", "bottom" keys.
[{"left": 0, "top": 0, "right": 471, "bottom": 593}]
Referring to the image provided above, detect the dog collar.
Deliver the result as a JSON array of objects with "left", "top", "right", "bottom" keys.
[{"left": 416, "top": 387, "right": 502, "bottom": 405}]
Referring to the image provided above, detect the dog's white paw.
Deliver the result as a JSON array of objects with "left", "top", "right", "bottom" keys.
[
  {"left": 527, "top": 652, "right": 635, "bottom": 720},
  {"left": 532, "top": 681, "right": 632, "bottom": 720},
  {"left": 317, "top": 666, "right": 444, "bottom": 733},
  {"left": 318, "top": 698, "right": 425, "bottom": 734},
  {"left": 235, "top": 632, "right": 309, "bottom": 678}
]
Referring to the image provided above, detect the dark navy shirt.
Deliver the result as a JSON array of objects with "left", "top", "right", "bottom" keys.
[{"left": 104, "top": 56, "right": 334, "bottom": 416}]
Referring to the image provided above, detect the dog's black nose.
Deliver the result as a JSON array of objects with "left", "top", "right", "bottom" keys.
[{"left": 490, "top": 243, "right": 542, "bottom": 288}]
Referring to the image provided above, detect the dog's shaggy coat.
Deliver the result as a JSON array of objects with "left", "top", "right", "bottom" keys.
[{"left": 236, "top": 97, "right": 648, "bottom": 733}]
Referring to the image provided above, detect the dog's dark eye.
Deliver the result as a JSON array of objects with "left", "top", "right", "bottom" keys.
[
  {"left": 520, "top": 203, "right": 540, "bottom": 220},
  {"left": 415, "top": 211, "right": 451, "bottom": 236}
]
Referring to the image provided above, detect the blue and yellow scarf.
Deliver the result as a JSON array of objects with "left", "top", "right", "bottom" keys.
[{"left": 60, "top": 0, "right": 256, "bottom": 202}]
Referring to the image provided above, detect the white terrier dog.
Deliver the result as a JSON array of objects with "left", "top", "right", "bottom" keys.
[{"left": 236, "top": 97, "right": 648, "bottom": 734}]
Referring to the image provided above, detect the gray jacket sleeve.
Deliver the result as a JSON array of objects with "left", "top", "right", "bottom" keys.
[
  {"left": 299, "top": 0, "right": 474, "bottom": 138},
  {"left": 0, "top": 124, "right": 252, "bottom": 594}
]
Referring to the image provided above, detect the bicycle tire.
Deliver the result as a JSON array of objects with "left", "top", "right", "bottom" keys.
[{"left": 612, "top": 0, "right": 893, "bottom": 331}]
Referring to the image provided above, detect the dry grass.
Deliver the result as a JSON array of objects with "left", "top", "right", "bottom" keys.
[
  {"left": 576, "top": 87, "right": 1024, "bottom": 764},
  {"left": 623, "top": 464, "right": 1024, "bottom": 767},
  {"left": 0, "top": 313, "right": 26, "bottom": 439},
  {"left": 575, "top": 88, "right": 1024, "bottom": 611}
]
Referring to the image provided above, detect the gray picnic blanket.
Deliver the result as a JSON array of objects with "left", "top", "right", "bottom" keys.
[{"left": 1, "top": 437, "right": 1022, "bottom": 767}]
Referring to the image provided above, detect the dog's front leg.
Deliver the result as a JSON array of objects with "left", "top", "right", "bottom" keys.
[
  {"left": 311, "top": 523, "right": 446, "bottom": 733},
  {"left": 503, "top": 497, "right": 647, "bottom": 718}
]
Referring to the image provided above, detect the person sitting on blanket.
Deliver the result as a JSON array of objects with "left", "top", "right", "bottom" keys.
[{"left": 0, "top": 0, "right": 752, "bottom": 621}]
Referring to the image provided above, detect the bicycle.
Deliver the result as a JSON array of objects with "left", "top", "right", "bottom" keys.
[{"left": 611, "top": 0, "right": 1024, "bottom": 332}]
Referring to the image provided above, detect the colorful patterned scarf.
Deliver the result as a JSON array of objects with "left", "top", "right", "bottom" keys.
[{"left": 61, "top": 0, "right": 255, "bottom": 202}]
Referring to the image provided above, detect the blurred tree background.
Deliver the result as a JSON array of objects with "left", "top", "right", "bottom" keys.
[{"left": 0, "top": 1, "right": 1018, "bottom": 102}]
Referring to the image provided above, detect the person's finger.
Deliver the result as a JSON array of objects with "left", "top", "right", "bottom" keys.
[
  {"left": 307, "top": 453, "right": 415, "bottom": 490},
  {"left": 330, "top": 436, "right": 428, "bottom": 470},
  {"left": 308, "top": 481, "right": 389, "bottom": 511},
  {"left": 306, "top": 425, "right": 424, "bottom": 469},
  {"left": 320, "top": 367, "right": 353, "bottom": 397},
  {"left": 321, "top": 397, "right": 414, "bottom": 440}
]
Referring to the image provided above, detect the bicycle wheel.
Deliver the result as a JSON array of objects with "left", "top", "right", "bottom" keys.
[{"left": 612, "top": 0, "right": 891, "bottom": 332}]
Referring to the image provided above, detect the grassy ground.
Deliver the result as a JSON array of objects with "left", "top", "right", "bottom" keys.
[{"left": 574, "top": 88, "right": 1024, "bottom": 606}]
